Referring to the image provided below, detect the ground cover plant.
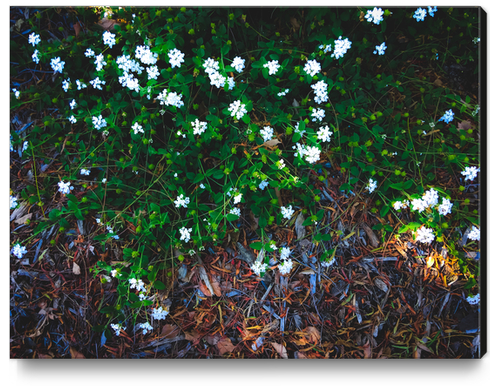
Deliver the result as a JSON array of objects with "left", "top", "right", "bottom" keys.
[{"left": 10, "top": 6, "right": 484, "bottom": 358}]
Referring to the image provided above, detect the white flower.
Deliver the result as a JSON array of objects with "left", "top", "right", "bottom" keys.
[
  {"left": 280, "top": 247, "right": 291, "bottom": 260},
  {"left": 200, "top": 183, "right": 206, "bottom": 189},
  {"left": 129, "top": 278, "right": 146, "bottom": 292},
  {"left": 311, "top": 108, "right": 325, "bottom": 122},
  {"left": 233, "top": 193, "right": 242, "bottom": 205},
  {"left": 80, "top": 168, "right": 90, "bottom": 176},
  {"left": 11, "top": 243, "right": 27, "bottom": 259},
  {"left": 321, "top": 257, "right": 336, "bottom": 269},
  {"left": 331, "top": 36, "right": 352, "bottom": 59},
  {"left": 226, "top": 77, "right": 235, "bottom": 90},
  {"left": 179, "top": 227, "right": 192, "bottom": 243},
  {"left": 111, "top": 269, "right": 118, "bottom": 278},
  {"left": 466, "top": 293, "right": 480, "bottom": 305},
  {"left": 12, "top": 89, "right": 20, "bottom": 99},
  {"left": 461, "top": 166, "right": 480, "bottom": 181},
  {"left": 439, "top": 109, "right": 454, "bottom": 123},
  {"left": 260, "top": 126, "right": 274, "bottom": 142},
  {"left": 10, "top": 195, "right": 18, "bottom": 209},
  {"left": 411, "top": 198, "right": 427, "bottom": 213},
  {"left": 263, "top": 60, "right": 280, "bottom": 75},
  {"left": 277, "top": 159, "right": 285, "bottom": 169},
  {"left": 85, "top": 48, "right": 95, "bottom": 57},
  {"left": 152, "top": 306, "right": 169, "bottom": 320},
  {"left": 76, "top": 80, "right": 87, "bottom": 90},
  {"left": 303, "top": 59, "right": 321, "bottom": 77},
  {"left": 259, "top": 180, "right": 269, "bottom": 190},
  {"left": 304, "top": 146, "right": 321, "bottom": 163},
  {"left": 415, "top": 226, "right": 435, "bottom": 244},
  {"left": 428, "top": 6, "right": 438, "bottom": 17},
  {"left": 281, "top": 205, "right": 295, "bottom": 220},
  {"left": 373, "top": 42, "right": 387, "bottom": 55},
  {"left": 191, "top": 119, "right": 208, "bottom": 135},
  {"left": 438, "top": 197, "right": 453, "bottom": 216},
  {"left": 278, "top": 259, "right": 293, "bottom": 275},
  {"left": 157, "top": 89, "right": 184, "bottom": 108},
  {"left": 366, "top": 7, "right": 384, "bottom": 25},
  {"left": 413, "top": 7, "right": 427, "bottom": 22},
  {"left": 102, "top": 30, "right": 116, "bottom": 48},
  {"left": 32, "top": 49, "right": 40, "bottom": 64},
  {"left": 317, "top": 125, "right": 332, "bottom": 142},
  {"left": 393, "top": 200, "right": 409, "bottom": 210},
  {"left": 62, "top": 78, "right": 71, "bottom": 92},
  {"left": 92, "top": 115, "right": 107, "bottom": 130},
  {"left": 422, "top": 188, "right": 439, "bottom": 208},
  {"left": 131, "top": 122, "right": 144, "bottom": 135},
  {"left": 90, "top": 77, "right": 106, "bottom": 90},
  {"left": 146, "top": 65, "right": 160, "bottom": 80},
  {"left": 208, "top": 70, "right": 226, "bottom": 88},
  {"left": 251, "top": 260, "right": 268, "bottom": 276},
  {"left": 174, "top": 194, "right": 190, "bottom": 208},
  {"left": 230, "top": 207, "right": 241, "bottom": 217},
  {"left": 228, "top": 100, "right": 247, "bottom": 120},
  {"left": 277, "top": 89, "right": 289, "bottom": 97},
  {"left": 311, "top": 80, "right": 329, "bottom": 104},
  {"left": 138, "top": 322, "right": 153, "bottom": 334},
  {"left": 203, "top": 57, "right": 220, "bottom": 73},
  {"left": 294, "top": 122, "right": 306, "bottom": 138},
  {"left": 468, "top": 226, "right": 480, "bottom": 241},
  {"left": 118, "top": 71, "right": 140, "bottom": 92},
  {"left": 102, "top": 178, "right": 107, "bottom": 184},
  {"left": 231, "top": 56, "right": 245, "bottom": 73},
  {"left": 135, "top": 45, "right": 158, "bottom": 65},
  {"left": 110, "top": 323, "right": 125, "bottom": 336},
  {"left": 28, "top": 33, "right": 41, "bottom": 46},
  {"left": 94, "top": 53, "right": 107, "bottom": 71},
  {"left": 69, "top": 99, "right": 77, "bottom": 110},
  {"left": 58, "top": 181, "right": 71, "bottom": 194},
  {"left": 366, "top": 178, "right": 377, "bottom": 193},
  {"left": 168, "top": 48, "right": 185, "bottom": 68},
  {"left": 270, "top": 243, "right": 277, "bottom": 251},
  {"left": 50, "top": 57, "right": 65, "bottom": 74}
]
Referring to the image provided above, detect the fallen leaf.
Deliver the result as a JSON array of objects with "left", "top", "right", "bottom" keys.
[
  {"left": 295, "top": 212, "right": 306, "bottom": 239},
  {"left": 38, "top": 353, "right": 53, "bottom": 359},
  {"left": 210, "top": 275, "right": 222, "bottom": 297},
  {"left": 360, "top": 222, "right": 379, "bottom": 248},
  {"left": 303, "top": 326, "right": 321, "bottom": 344},
  {"left": 14, "top": 213, "right": 32, "bottom": 225},
  {"left": 184, "top": 330, "right": 201, "bottom": 344},
  {"left": 433, "top": 78, "right": 443, "bottom": 87},
  {"left": 263, "top": 138, "right": 281, "bottom": 148},
  {"left": 73, "top": 21, "right": 81, "bottom": 37},
  {"left": 97, "top": 18, "right": 120, "bottom": 31},
  {"left": 217, "top": 337, "right": 235, "bottom": 355},
  {"left": 374, "top": 278, "right": 389, "bottom": 293},
  {"left": 72, "top": 262, "right": 81, "bottom": 275},
  {"left": 70, "top": 347, "right": 85, "bottom": 359},
  {"left": 290, "top": 17, "right": 301, "bottom": 32},
  {"left": 294, "top": 351, "right": 308, "bottom": 359},
  {"left": 457, "top": 120, "right": 473, "bottom": 131},
  {"left": 205, "top": 334, "right": 221, "bottom": 346},
  {"left": 160, "top": 324, "right": 180, "bottom": 339},
  {"left": 271, "top": 342, "right": 288, "bottom": 359},
  {"left": 198, "top": 282, "right": 212, "bottom": 297}
]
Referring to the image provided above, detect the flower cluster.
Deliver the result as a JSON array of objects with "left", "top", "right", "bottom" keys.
[
  {"left": 94, "top": 53, "right": 107, "bottom": 71},
  {"left": 311, "top": 80, "right": 329, "bottom": 104},
  {"left": 11, "top": 244, "right": 27, "bottom": 259},
  {"left": 411, "top": 188, "right": 439, "bottom": 212},
  {"left": 251, "top": 260, "right": 268, "bottom": 276},
  {"left": 365, "top": 7, "right": 384, "bottom": 25},
  {"left": 415, "top": 226, "right": 435, "bottom": 244},
  {"left": 28, "top": 32, "right": 41, "bottom": 46},
  {"left": 438, "top": 197, "right": 453, "bottom": 216},
  {"left": 259, "top": 180, "right": 269, "bottom": 190},
  {"left": 157, "top": 89, "right": 184, "bottom": 108},
  {"left": 428, "top": 6, "right": 437, "bottom": 17},
  {"left": 468, "top": 226, "right": 480, "bottom": 241},
  {"left": 373, "top": 42, "right": 387, "bottom": 55},
  {"left": 179, "top": 227, "right": 192, "bottom": 243},
  {"left": 228, "top": 100, "right": 247, "bottom": 120},
  {"left": 110, "top": 323, "right": 125, "bottom": 336},
  {"left": 281, "top": 205, "right": 295, "bottom": 220},
  {"left": 317, "top": 125, "right": 332, "bottom": 143},
  {"left": 303, "top": 59, "right": 321, "bottom": 77},
  {"left": 331, "top": 36, "right": 352, "bottom": 59},
  {"left": 135, "top": 45, "right": 158, "bottom": 65},
  {"left": 92, "top": 115, "right": 108, "bottom": 130},
  {"left": 461, "top": 166, "right": 480, "bottom": 181},
  {"left": 231, "top": 56, "right": 245, "bottom": 73},
  {"left": 152, "top": 306, "right": 169, "bottom": 320},
  {"left": 138, "top": 322, "right": 153, "bottom": 334},
  {"left": 80, "top": 168, "right": 90, "bottom": 176},
  {"left": 277, "top": 89, "right": 289, "bottom": 97},
  {"left": 102, "top": 31, "right": 116, "bottom": 48},
  {"left": 318, "top": 44, "right": 332, "bottom": 54},
  {"left": 263, "top": 60, "right": 280, "bottom": 75},
  {"left": 58, "top": 181, "right": 72, "bottom": 194},
  {"left": 50, "top": 57, "right": 65, "bottom": 74},
  {"left": 413, "top": 8, "right": 427, "bottom": 22},
  {"left": 32, "top": 50, "right": 40, "bottom": 64},
  {"left": 321, "top": 257, "right": 336, "bottom": 269},
  {"left": 293, "top": 143, "right": 322, "bottom": 164},
  {"left": 466, "top": 293, "right": 480, "bottom": 305},
  {"left": 10, "top": 195, "right": 18, "bottom": 209},
  {"left": 168, "top": 48, "right": 185, "bottom": 68},
  {"left": 393, "top": 200, "right": 410, "bottom": 210},
  {"left": 129, "top": 278, "right": 146, "bottom": 292},
  {"left": 366, "top": 178, "right": 377, "bottom": 193},
  {"left": 90, "top": 76, "right": 106, "bottom": 90},
  {"left": 132, "top": 122, "right": 144, "bottom": 135},
  {"left": 278, "top": 259, "right": 293, "bottom": 275},
  {"left": 174, "top": 194, "right": 190, "bottom": 208},
  {"left": 311, "top": 108, "right": 325, "bottom": 122},
  {"left": 439, "top": 109, "right": 454, "bottom": 123},
  {"left": 260, "top": 126, "right": 274, "bottom": 142},
  {"left": 280, "top": 247, "right": 291, "bottom": 260},
  {"left": 62, "top": 79, "right": 71, "bottom": 92},
  {"left": 191, "top": 119, "right": 208, "bottom": 136}
]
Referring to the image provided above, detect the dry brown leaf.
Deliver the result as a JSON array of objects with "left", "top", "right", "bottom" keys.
[
  {"left": 290, "top": 17, "right": 301, "bottom": 32},
  {"left": 14, "top": 213, "right": 32, "bottom": 225},
  {"left": 271, "top": 342, "right": 288, "bottom": 359},
  {"left": 457, "top": 120, "right": 473, "bottom": 131},
  {"left": 217, "top": 337, "right": 235, "bottom": 355},
  {"left": 294, "top": 351, "right": 308, "bottom": 359},
  {"left": 160, "top": 324, "right": 180, "bottom": 339},
  {"left": 184, "top": 330, "right": 201, "bottom": 344},
  {"left": 433, "top": 78, "right": 443, "bottom": 87},
  {"left": 69, "top": 347, "right": 85, "bottom": 359},
  {"left": 198, "top": 281, "right": 212, "bottom": 297},
  {"left": 361, "top": 223, "right": 379, "bottom": 248},
  {"left": 263, "top": 138, "right": 281, "bottom": 148},
  {"left": 72, "top": 262, "right": 81, "bottom": 275},
  {"left": 38, "top": 353, "right": 53, "bottom": 359},
  {"left": 210, "top": 275, "right": 222, "bottom": 297},
  {"left": 205, "top": 334, "right": 221, "bottom": 346},
  {"left": 97, "top": 18, "right": 120, "bottom": 31},
  {"left": 303, "top": 326, "right": 321, "bottom": 344},
  {"left": 73, "top": 21, "right": 81, "bottom": 37}
]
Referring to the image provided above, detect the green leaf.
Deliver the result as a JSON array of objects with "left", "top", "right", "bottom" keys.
[
  {"left": 227, "top": 213, "right": 239, "bottom": 221},
  {"left": 153, "top": 280, "right": 166, "bottom": 290},
  {"left": 242, "top": 114, "right": 250, "bottom": 124},
  {"left": 380, "top": 205, "right": 390, "bottom": 217},
  {"left": 250, "top": 242, "right": 262, "bottom": 250}
]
